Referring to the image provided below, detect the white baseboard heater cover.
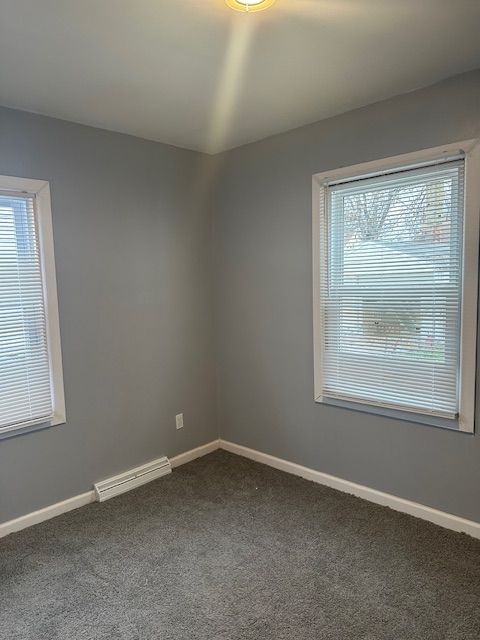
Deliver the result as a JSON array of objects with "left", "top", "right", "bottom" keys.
[{"left": 94, "top": 456, "right": 172, "bottom": 502}]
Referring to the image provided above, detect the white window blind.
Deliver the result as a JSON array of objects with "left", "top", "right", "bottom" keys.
[
  {"left": 0, "top": 192, "right": 54, "bottom": 429},
  {"left": 320, "top": 159, "right": 464, "bottom": 418}
]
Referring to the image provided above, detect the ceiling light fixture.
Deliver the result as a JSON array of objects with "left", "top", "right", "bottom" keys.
[{"left": 225, "top": 0, "right": 276, "bottom": 13}]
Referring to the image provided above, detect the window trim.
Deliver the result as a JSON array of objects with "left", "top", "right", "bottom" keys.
[
  {"left": 0, "top": 174, "right": 65, "bottom": 438},
  {"left": 312, "top": 140, "right": 480, "bottom": 433}
]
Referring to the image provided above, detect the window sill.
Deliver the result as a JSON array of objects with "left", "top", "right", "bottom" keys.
[
  {"left": 0, "top": 414, "right": 66, "bottom": 441},
  {"left": 316, "top": 396, "right": 471, "bottom": 433}
]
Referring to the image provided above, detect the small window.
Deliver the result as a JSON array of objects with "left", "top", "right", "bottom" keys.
[
  {"left": 313, "top": 142, "right": 480, "bottom": 432},
  {"left": 0, "top": 176, "right": 65, "bottom": 438}
]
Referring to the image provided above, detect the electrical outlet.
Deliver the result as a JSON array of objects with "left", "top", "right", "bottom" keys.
[{"left": 175, "top": 413, "right": 184, "bottom": 430}]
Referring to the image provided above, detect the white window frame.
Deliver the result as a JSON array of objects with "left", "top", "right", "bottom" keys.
[
  {"left": 0, "top": 174, "right": 65, "bottom": 438},
  {"left": 312, "top": 140, "right": 480, "bottom": 433}
]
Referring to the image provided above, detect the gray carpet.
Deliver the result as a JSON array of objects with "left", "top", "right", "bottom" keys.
[{"left": 2, "top": 450, "right": 480, "bottom": 639}]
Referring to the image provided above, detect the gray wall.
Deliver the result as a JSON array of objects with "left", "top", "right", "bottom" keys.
[
  {"left": 214, "top": 70, "right": 480, "bottom": 522},
  {"left": 0, "top": 108, "right": 217, "bottom": 521}
]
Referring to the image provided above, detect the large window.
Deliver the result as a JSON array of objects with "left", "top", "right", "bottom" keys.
[
  {"left": 0, "top": 175, "right": 65, "bottom": 438},
  {"left": 313, "top": 142, "right": 480, "bottom": 432}
]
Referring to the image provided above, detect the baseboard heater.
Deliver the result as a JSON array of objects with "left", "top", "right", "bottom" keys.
[{"left": 94, "top": 456, "right": 172, "bottom": 502}]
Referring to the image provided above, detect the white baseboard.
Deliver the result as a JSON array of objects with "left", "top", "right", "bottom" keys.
[
  {"left": 0, "top": 439, "right": 220, "bottom": 539},
  {"left": 219, "top": 439, "right": 480, "bottom": 540},
  {"left": 0, "top": 491, "right": 96, "bottom": 539},
  {"left": 170, "top": 439, "right": 220, "bottom": 468},
  {"left": 3, "top": 437, "right": 478, "bottom": 541}
]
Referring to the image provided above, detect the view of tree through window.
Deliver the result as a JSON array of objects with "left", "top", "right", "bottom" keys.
[{"left": 329, "top": 167, "right": 461, "bottom": 365}]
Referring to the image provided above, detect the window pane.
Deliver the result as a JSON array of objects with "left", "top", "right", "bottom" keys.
[{"left": 322, "top": 162, "right": 463, "bottom": 417}]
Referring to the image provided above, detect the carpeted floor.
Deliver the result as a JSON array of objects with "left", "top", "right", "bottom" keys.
[{"left": 2, "top": 450, "right": 480, "bottom": 639}]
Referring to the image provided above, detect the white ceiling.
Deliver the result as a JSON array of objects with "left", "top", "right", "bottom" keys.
[{"left": 0, "top": 0, "right": 479, "bottom": 153}]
